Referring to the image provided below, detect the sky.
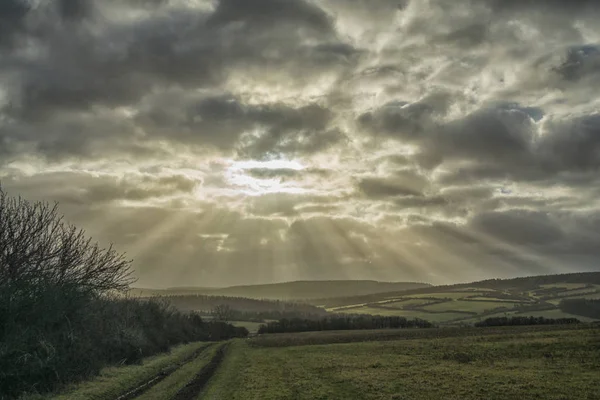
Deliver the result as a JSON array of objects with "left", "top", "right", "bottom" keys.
[{"left": 1, "top": 0, "right": 600, "bottom": 288}]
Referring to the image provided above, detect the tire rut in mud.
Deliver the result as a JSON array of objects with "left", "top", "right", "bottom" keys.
[
  {"left": 171, "top": 343, "right": 228, "bottom": 400},
  {"left": 115, "top": 344, "right": 214, "bottom": 400}
]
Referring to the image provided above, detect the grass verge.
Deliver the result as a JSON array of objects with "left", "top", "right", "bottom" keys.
[{"left": 24, "top": 342, "right": 210, "bottom": 400}]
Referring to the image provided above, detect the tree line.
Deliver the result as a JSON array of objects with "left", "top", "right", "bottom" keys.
[
  {"left": 163, "top": 294, "right": 328, "bottom": 317},
  {"left": 0, "top": 188, "right": 246, "bottom": 399},
  {"left": 474, "top": 316, "right": 580, "bottom": 327},
  {"left": 559, "top": 298, "right": 600, "bottom": 319},
  {"left": 257, "top": 315, "right": 433, "bottom": 334}
]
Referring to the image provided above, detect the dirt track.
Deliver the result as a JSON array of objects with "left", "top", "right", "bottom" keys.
[
  {"left": 172, "top": 343, "right": 228, "bottom": 400},
  {"left": 115, "top": 344, "right": 214, "bottom": 400}
]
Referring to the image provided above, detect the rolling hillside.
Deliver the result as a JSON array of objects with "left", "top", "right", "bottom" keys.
[
  {"left": 310, "top": 272, "right": 600, "bottom": 325},
  {"left": 130, "top": 280, "right": 431, "bottom": 300}
]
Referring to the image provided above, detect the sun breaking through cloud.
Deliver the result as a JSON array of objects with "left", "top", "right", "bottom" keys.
[{"left": 1, "top": 0, "right": 600, "bottom": 287}]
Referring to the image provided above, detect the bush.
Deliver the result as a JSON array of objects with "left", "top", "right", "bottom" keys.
[
  {"left": 0, "top": 187, "right": 246, "bottom": 399},
  {"left": 474, "top": 316, "right": 580, "bottom": 327},
  {"left": 257, "top": 315, "right": 433, "bottom": 334}
]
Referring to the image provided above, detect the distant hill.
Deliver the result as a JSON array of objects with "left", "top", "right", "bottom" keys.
[
  {"left": 130, "top": 272, "right": 600, "bottom": 326},
  {"left": 130, "top": 280, "right": 432, "bottom": 300},
  {"left": 310, "top": 272, "right": 600, "bottom": 306},
  {"left": 307, "top": 271, "right": 600, "bottom": 325}
]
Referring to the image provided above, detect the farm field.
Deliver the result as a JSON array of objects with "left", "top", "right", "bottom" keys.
[
  {"left": 376, "top": 298, "right": 436, "bottom": 309},
  {"left": 314, "top": 275, "right": 600, "bottom": 325},
  {"left": 421, "top": 300, "right": 517, "bottom": 313},
  {"left": 26, "top": 325, "right": 599, "bottom": 400},
  {"left": 230, "top": 320, "right": 264, "bottom": 333},
  {"left": 204, "top": 325, "right": 600, "bottom": 400}
]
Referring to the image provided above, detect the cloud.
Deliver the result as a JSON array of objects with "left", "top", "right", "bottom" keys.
[
  {"left": 1, "top": 0, "right": 600, "bottom": 286},
  {"left": 469, "top": 210, "right": 564, "bottom": 245},
  {"left": 357, "top": 170, "right": 430, "bottom": 199},
  {"left": 0, "top": 170, "right": 199, "bottom": 205}
]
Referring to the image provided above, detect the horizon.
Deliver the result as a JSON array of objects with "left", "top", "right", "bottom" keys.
[
  {"left": 2, "top": 0, "right": 600, "bottom": 287},
  {"left": 133, "top": 270, "right": 599, "bottom": 291}
]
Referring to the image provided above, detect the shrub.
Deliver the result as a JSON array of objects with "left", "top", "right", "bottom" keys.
[
  {"left": 474, "top": 316, "right": 580, "bottom": 327},
  {"left": 257, "top": 315, "right": 433, "bottom": 334}
]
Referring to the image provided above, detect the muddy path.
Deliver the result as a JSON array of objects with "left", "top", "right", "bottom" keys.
[
  {"left": 172, "top": 343, "right": 228, "bottom": 400},
  {"left": 115, "top": 344, "right": 214, "bottom": 400}
]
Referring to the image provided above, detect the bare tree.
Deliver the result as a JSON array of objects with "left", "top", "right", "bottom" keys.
[
  {"left": 212, "top": 304, "right": 235, "bottom": 322},
  {"left": 0, "top": 186, "right": 134, "bottom": 293}
]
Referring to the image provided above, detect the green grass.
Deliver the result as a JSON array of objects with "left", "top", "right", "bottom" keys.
[
  {"left": 538, "top": 283, "right": 589, "bottom": 290},
  {"left": 408, "top": 292, "right": 484, "bottom": 300},
  {"left": 136, "top": 344, "right": 221, "bottom": 400},
  {"left": 422, "top": 300, "right": 517, "bottom": 313},
  {"left": 326, "top": 303, "right": 367, "bottom": 312},
  {"left": 377, "top": 298, "right": 435, "bottom": 309},
  {"left": 230, "top": 321, "right": 264, "bottom": 333},
  {"left": 449, "top": 287, "right": 497, "bottom": 292},
  {"left": 200, "top": 342, "right": 249, "bottom": 400},
  {"left": 39, "top": 342, "right": 209, "bottom": 400},
  {"left": 466, "top": 297, "right": 524, "bottom": 302},
  {"left": 205, "top": 327, "right": 600, "bottom": 400},
  {"left": 331, "top": 290, "right": 600, "bottom": 325}
]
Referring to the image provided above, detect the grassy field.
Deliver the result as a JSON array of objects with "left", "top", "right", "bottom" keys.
[
  {"left": 21, "top": 325, "right": 600, "bottom": 400},
  {"left": 319, "top": 280, "right": 600, "bottom": 325},
  {"left": 407, "top": 292, "right": 480, "bottom": 300},
  {"left": 377, "top": 298, "right": 436, "bottom": 309},
  {"left": 421, "top": 300, "right": 516, "bottom": 313},
  {"left": 230, "top": 320, "right": 265, "bottom": 333},
  {"left": 203, "top": 326, "right": 600, "bottom": 400},
  {"left": 336, "top": 306, "right": 469, "bottom": 323}
]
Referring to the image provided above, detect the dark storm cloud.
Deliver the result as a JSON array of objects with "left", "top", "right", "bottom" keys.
[
  {"left": 7, "top": 0, "right": 344, "bottom": 115},
  {"left": 0, "top": 0, "right": 355, "bottom": 162},
  {"left": 470, "top": 210, "right": 564, "bottom": 246},
  {"left": 57, "top": 0, "right": 93, "bottom": 20},
  {"left": 0, "top": 0, "right": 30, "bottom": 46},
  {"left": 1, "top": 170, "right": 199, "bottom": 205},
  {"left": 357, "top": 170, "right": 429, "bottom": 199},
  {"left": 433, "top": 111, "right": 600, "bottom": 186},
  {"left": 553, "top": 45, "right": 600, "bottom": 82},
  {"left": 489, "top": 0, "right": 600, "bottom": 12},
  {"left": 136, "top": 92, "right": 343, "bottom": 155},
  {"left": 357, "top": 92, "right": 452, "bottom": 141},
  {"left": 361, "top": 102, "right": 537, "bottom": 162},
  {"left": 208, "top": 0, "right": 333, "bottom": 32},
  {"left": 539, "top": 114, "right": 600, "bottom": 172},
  {"left": 0, "top": 108, "right": 143, "bottom": 162},
  {"left": 360, "top": 97, "right": 600, "bottom": 186}
]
